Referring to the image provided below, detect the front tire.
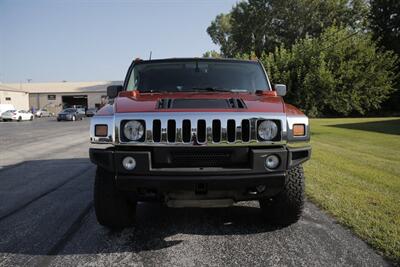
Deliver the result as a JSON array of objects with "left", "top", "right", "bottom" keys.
[
  {"left": 259, "top": 165, "right": 305, "bottom": 226},
  {"left": 94, "top": 167, "right": 136, "bottom": 229}
]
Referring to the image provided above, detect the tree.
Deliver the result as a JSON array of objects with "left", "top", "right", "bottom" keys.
[
  {"left": 370, "top": 0, "right": 400, "bottom": 56},
  {"left": 207, "top": 0, "right": 369, "bottom": 57},
  {"left": 263, "top": 27, "right": 398, "bottom": 116},
  {"left": 203, "top": 50, "right": 222, "bottom": 58},
  {"left": 206, "top": 14, "right": 236, "bottom": 57},
  {"left": 230, "top": 0, "right": 276, "bottom": 57},
  {"left": 370, "top": 0, "right": 400, "bottom": 113}
]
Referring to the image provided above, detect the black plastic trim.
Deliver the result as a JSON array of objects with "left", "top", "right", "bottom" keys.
[{"left": 287, "top": 146, "right": 312, "bottom": 168}]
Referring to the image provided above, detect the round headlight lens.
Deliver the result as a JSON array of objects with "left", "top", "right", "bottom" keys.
[
  {"left": 258, "top": 120, "right": 278, "bottom": 140},
  {"left": 123, "top": 120, "right": 144, "bottom": 141}
]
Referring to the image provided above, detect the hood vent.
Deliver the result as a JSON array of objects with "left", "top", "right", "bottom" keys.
[{"left": 157, "top": 98, "right": 247, "bottom": 109}]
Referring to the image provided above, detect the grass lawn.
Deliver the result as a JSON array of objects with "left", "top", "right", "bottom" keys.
[{"left": 304, "top": 117, "right": 400, "bottom": 262}]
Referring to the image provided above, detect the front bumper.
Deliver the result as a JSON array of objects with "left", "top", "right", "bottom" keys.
[
  {"left": 90, "top": 146, "right": 310, "bottom": 196},
  {"left": 1, "top": 115, "right": 17, "bottom": 120}
]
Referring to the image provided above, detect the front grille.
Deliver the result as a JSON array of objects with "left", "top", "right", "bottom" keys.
[
  {"left": 149, "top": 118, "right": 259, "bottom": 144},
  {"left": 152, "top": 147, "right": 250, "bottom": 168},
  {"left": 119, "top": 117, "right": 282, "bottom": 145}
]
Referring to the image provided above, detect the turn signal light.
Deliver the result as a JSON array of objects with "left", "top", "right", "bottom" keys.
[
  {"left": 95, "top": 125, "right": 108, "bottom": 137},
  {"left": 293, "top": 124, "right": 305, "bottom": 136}
]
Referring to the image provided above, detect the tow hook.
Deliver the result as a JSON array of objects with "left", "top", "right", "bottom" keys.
[{"left": 248, "top": 185, "right": 266, "bottom": 195}]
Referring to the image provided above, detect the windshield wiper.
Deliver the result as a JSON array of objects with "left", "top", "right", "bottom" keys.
[
  {"left": 139, "top": 89, "right": 170, "bottom": 93},
  {"left": 190, "top": 87, "right": 233, "bottom": 92},
  {"left": 191, "top": 87, "right": 249, "bottom": 93}
]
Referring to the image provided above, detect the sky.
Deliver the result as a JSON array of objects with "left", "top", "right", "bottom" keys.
[{"left": 0, "top": 0, "right": 238, "bottom": 83}]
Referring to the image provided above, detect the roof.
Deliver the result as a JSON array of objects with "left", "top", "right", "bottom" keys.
[
  {"left": 135, "top": 57, "right": 259, "bottom": 65},
  {"left": 0, "top": 84, "right": 27, "bottom": 93},
  {"left": 0, "top": 81, "right": 122, "bottom": 94}
]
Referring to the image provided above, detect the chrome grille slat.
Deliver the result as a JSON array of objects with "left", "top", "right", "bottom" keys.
[
  {"left": 190, "top": 120, "right": 196, "bottom": 143},
  {"left": 236, "top": 119, "right": 242, "bottom": 142},
  {"left": 220, "top": 119, "right": 228, "bottom": 143},
  {"left": 175, "top": 120, "right": 182, "bottom": 143},
  {"left": 250, "top": 119, "right": 258, "bottom": 141},
  {"left": 206, "top": 122, "right": 213, "bottom": 143},
  {"left": 160, "top": 119, "right": 168, "bottom": 142}
]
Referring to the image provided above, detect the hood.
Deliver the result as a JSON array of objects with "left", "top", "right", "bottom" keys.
[{"left": 113, "top": 91, "right": 285, "bottom": 113}]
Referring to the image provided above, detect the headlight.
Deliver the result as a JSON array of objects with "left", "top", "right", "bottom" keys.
[
  {"left": 123, "top": 120, "right": 144, "bottom": 141},
  {"left": 258, "top": 120, "right": 278, "bottom": 140}
]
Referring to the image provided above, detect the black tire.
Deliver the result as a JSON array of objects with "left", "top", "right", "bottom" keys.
[
  {"left": 94, "top": 167, "right": 136, "bottom": 229},
  {"left": 18, "top": 116, "right": 22, "bottom": 122},
  {"left": 30, "top": 116, "right": 33, "bottom": 121},
  {"left": 259, "top": 165, "right": 305, "bottom": 226}
]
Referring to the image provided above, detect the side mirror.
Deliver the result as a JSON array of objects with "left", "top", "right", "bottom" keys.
[
  {"left": 107, "top": 85, "right": 123, "bottom": 98},
  {"left": 274, "top": 84, "right": 287, "bottom": 96}
]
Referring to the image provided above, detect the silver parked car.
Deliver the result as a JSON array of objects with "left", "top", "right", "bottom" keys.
[
  {"left": 85, "top": 108, "right": 97, "bottom": 117},
  {"left": 35, "top": 108, "right": 53, "bottom": 117}
]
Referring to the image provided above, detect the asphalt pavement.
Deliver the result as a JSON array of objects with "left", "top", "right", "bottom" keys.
[{"left": 0, "top": 118, "right": 391, "bottom": 266}]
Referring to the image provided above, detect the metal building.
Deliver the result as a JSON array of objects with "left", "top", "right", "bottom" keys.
[{"left": 0, "top": 81, "right": 121, "bottom": 114}]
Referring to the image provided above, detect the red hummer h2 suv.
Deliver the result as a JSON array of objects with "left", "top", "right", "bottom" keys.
[{"left": 89, "top": 58, "right": 311, "bottom": 229}]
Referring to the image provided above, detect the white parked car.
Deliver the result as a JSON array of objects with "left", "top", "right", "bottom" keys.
[
  {"left": 1, "top": 110, "right": 34, "bottom": 121},
  {"left": 0, "top": 104, "right": 15, "bottom": 121}
]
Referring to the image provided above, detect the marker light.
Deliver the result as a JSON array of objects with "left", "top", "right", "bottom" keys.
[
  {"left": 293, "top": 124, "right": 305, "bottom": 136},
  {"left": 95, "top": 125, "right": 108, "bottom": 137}
]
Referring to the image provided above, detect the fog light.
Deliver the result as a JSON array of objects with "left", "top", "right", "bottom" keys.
[
  {"left": 122, "top": 156, "right": 136, "bottom": 170},
  {"left": 265, "top": 154, "right": 280, "bottom": 169}
]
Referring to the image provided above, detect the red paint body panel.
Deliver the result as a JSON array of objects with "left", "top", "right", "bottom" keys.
[
  {"left": 114, "top": 92, "right": 285, "bottom": 113},
  {"left": 284, "top": 103, "right": 305, "bottom": 116}
]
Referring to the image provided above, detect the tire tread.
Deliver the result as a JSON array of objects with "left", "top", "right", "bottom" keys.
[
  {"left": 94, "top": 167, "right": 136, "bottom": 229},
  {"left": 260, "top": 165, "right": 305, "bottom": 225}
]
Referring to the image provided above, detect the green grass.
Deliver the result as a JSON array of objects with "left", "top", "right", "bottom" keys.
[{"left": 305, "top": 117, "right": 400, "bottom": 262}]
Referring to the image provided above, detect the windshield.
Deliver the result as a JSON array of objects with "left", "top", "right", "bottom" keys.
[
  {"left": 63, "top": 109, "right": 75, "bottom": 113},
  {"left": 126, "top": 60, "right": 270, "bottom": 93}
]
